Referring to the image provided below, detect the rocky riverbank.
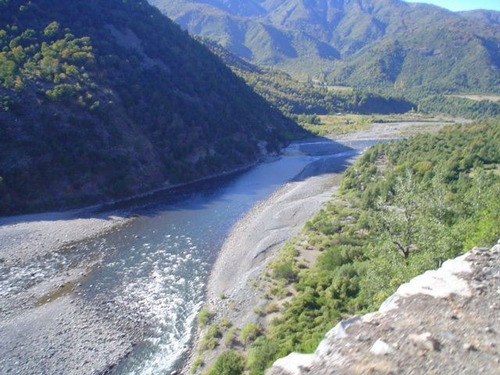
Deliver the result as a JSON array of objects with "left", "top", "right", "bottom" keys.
[
  {"left": 0, "top": 209, "right": 137, "bottom": 374},
  {"left": 0, "top": 209, "right": 130, "bottom": 267}
]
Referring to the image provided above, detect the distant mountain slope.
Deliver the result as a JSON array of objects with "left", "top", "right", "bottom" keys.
[
  {"left": 460, "top": 9, "right": 500, "bottom": 25},
  {"left": 150, "top": 0, "right": 500, "bottom": 96},
  {"left": 204, "top": 39, "right": 414, "bottom": 115},
  {"left": 0, "top": 0, "right": 300, "bottom": 214}
]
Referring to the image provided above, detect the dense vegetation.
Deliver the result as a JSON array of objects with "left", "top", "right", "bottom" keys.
[
  {"left": 210, "top": 120, "right": 500, "bottom": 374},
  {"left": 204, "top": 40, "right": 413, "bottom": 116},
  {"left": 418, "top": 95, "right": 500, "bottom": 120},
  {"left": 151, "top": 0, "right": 500, "bottom": 97},
  {"left": 0, "top": 0, "right": 301, "bottom": 214},
  {"left": 205, "top": 39, "right": 500, "bottom": 121},
  {"left": 205, "top": 39, "right": 500, "bottom": 122}
]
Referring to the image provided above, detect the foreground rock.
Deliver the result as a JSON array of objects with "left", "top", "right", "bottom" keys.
[{"left": 268, "top": 240, "right": 500, "bottom": 375}]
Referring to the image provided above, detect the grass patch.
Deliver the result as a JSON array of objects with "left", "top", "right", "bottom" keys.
[
  {"left": 197, "top": 308, "right": 214, "bottom": 327},
  {"left": 301, "top": 114, "right": 372, "bottom": 136},
  {"left": 200, "top": 324, "right": 221, "bottom": 351}
]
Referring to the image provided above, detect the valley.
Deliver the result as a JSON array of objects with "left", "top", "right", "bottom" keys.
[
  {"left": 0, "top": 118, "right": 451, "bottom": 374},
  {"left": 1, "top": 0, "right": 499, "bottom": 375}
]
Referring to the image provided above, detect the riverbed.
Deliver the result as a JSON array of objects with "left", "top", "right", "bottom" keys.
[{"left": 0, "top": 121, "right": 448, "bottom": 374}]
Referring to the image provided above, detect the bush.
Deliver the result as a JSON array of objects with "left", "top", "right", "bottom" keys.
[
  {"left": 240, "top": 323, "right": 261, "bottom": 345},
  {"left": 197, "top": 308, "right": 214, "bottom": 327},
  {"left": 206, "top": 351, "right": 245, "bottom": 375},
  {"left": 223, "top": 327, "right": 238, "bottom": 348},
  {"left": 272, "top": 262, "right": 297, "bottom": 283},
  {"left": 219, "top": 318, "right": 232, "bottom": 330},
  {"left": 200, "top": 324, "right": 221, "bottom": 351},
  {"left": 247, "top": 337, "right": 279, "bottom": 375},
  {"left": 190, "top": 357, "right": 204, "bottom": 375}
]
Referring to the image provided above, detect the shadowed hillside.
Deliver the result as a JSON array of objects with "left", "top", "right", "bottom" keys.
[
  {"left": 204, "top": 39, "right": 414, "bottom": 115},
  {"left": 0, "top": 0, "right": 302, "bottom": 214}
]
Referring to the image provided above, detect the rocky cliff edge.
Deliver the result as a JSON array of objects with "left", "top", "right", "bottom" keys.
[{"left": 267, "top": 240, "right": 500, "bottom": 375}]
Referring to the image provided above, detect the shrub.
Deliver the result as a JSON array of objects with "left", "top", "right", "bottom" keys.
[
  {"left": 272, "top": 261, "right": 297, "bottom": 282},
  {"left": 206, "top": 351, "right": 245, "bottom": 375},
  {"left": 219, "top": 318, "right": 232, "bottom": 330},
  {"left": 200, "top": 324, "right": 221, "bottom": 351},
  {"left": 247, "top": 337, "right": 279, "bottom": 375},
  {"left": 240, "top": 323, "right": 261, "bottom": 345},
  {"left": 223, "top": 327, "right": 238, "bottom": 348},
  {"left": 197, "top": 308, "right": 214, "bottom": 327},
  {"left": 264, "top": 302, "right": 280, "bottom": 315},
  {"left": 190, "top": 357, "right": 204, "bottom": 374}
]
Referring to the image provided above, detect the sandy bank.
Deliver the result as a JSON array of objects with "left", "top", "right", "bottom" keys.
[
  {"left": 208, "top": 169, "right": 346, "bottom": 300},
  {"left": 196, "top": 154, "right": 353, "bottom": 371}
]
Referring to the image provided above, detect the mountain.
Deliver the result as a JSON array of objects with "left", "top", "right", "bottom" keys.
[
  {"left": 204, "top": 38, "right": 414, "bottom": 115},
  {"left": 150, "top": 0, "right": 500, "bottom": 96},
  {"left": 0, "top": 0, "right": 301, "bottom": 214},
  {"left": 460, "top": 9, "right": 500, "bottom": 25}
]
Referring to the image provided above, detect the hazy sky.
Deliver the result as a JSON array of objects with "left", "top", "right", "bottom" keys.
[{"left": 405, "top": 0, "right": 500, "bottom": 12}]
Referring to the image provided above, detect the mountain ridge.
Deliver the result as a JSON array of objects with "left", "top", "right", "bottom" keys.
[
  {"left": 203, "top": 38, "right": 414, "bottom": 115},
  {"left": 150, "top": 0, "right": 500, "bottom": 95}
]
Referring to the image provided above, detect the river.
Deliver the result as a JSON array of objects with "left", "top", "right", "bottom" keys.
[{"left": 0, "top": 137, "right": 380, "bottom": 374}]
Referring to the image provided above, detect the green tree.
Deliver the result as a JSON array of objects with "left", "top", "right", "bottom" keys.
[
  {"left": 43, "top": 21, "right": 60, "bottom": 37},
  {"left": 374, "top": 172, "right": 423, "bottom": 259}
]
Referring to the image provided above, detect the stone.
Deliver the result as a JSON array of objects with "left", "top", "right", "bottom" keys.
[
  {"left": 270, "top": 353, "right": 314, "bottom": 375},
  {"left": 409, "top": 332, "right": 440, "bottom": 351},
  {"left": 463, "top": 343, "right": 477, "bottom": 351},
  {"left": 356, "top": 333, "right": 370, "bottom": 342},
  {"left": 370, "top": 339, "right": 395, "bottom": 355},
  {"left": 326, "top": 316, "right": 360, "bottom": 340}
]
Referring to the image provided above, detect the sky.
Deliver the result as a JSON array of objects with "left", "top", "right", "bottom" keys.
[{"left": 405, "top": 0, "right": 500, "bottom": 12}]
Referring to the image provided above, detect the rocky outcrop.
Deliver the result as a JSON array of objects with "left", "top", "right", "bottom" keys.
[{"left": 267, "top": 240, "right": 500, "bottom": 375}]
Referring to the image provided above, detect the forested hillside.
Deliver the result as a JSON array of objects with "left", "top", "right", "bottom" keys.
[
  {"left": 460, "top": 9, "right": 500, "bottom": 25},
  {"left": 0, "top": 0, "right": 300, "bottom": 214},
  {"left": 151, "top": 0, "right": 500, "bottom": 96},
  {"left": 207, "top": 120, "right": 500, "bottom": 374},
  {"left": 205, "top": 40, "right": 413, "bottom": 116}
]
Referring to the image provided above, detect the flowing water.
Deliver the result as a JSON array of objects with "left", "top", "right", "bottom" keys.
[{"left": 1, "top": 138, "right": 381, "bottom": 374}]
